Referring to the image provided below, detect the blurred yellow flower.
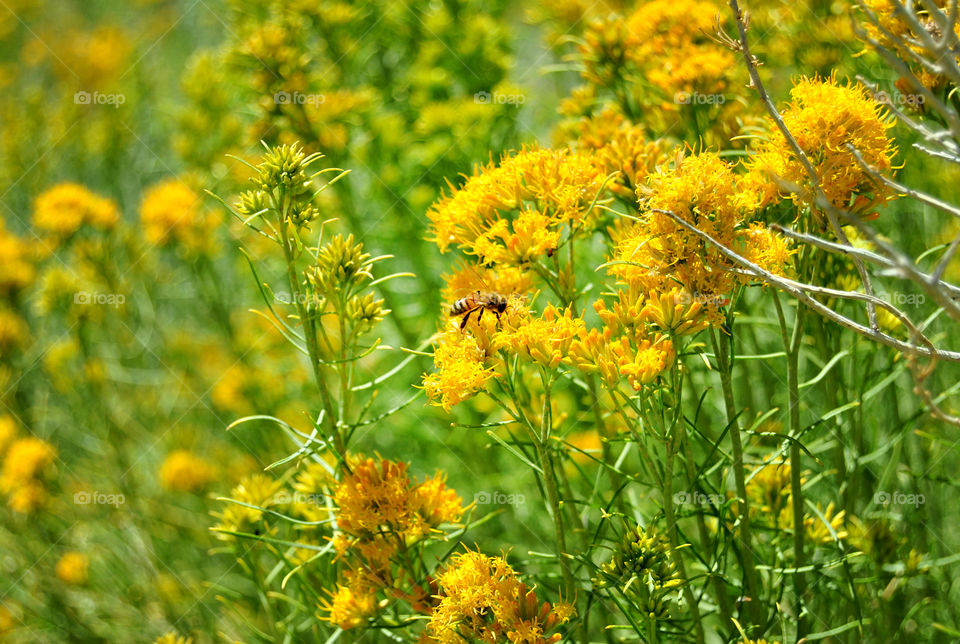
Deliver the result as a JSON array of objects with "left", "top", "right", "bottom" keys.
[
  {"left": 319, "top": 570, "right": 378, "bottom": 630},
  {"left": 1, "top": 437, "right": 55, "bottom": 493},
  {"left": 140, "top": 179, "right": 220, "bottom": 254},
  {"left": 153, "top": 632, "right": 193, "bottom": 644},
  {"left": 32, "top": 183, "right": 120, "bottom": 240},
  {"left": 159, "top": 450, "right": 215, "bottom": 493},
  {"left": 0, "top": 309, "right": 29, "bottom": 357},
  {"left": 0, "top": 222, "right": 35, "bottom": 294},
  {"left": 55, "top": 552, "right": 89, "bottom": 586}
]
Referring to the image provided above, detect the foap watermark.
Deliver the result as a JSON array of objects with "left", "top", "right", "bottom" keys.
[
  {"left": 873, "top": 90, "right": 925, "bottom": 109},
  {"left": 673, "top": 491, "right": 724, "bottom": 507},
  {"left": 274, "top": 90, "right": 325, "bottom": 106},
  {"left": 874, "top": 490, "right": 925, "bottom": 508},
  {"left": 474, "top": 490, "right": 525, "bottom": 506},
  {"left": 674, "top": 91, "right": 726, "bottom": 106},
  {"left": 74, "top": 91, "right": 126, "bottom": 108},
  {"left": 74, "top": 291, "right": 125, "bottom": 308},
  {"left": 474, "top": 90, "right": 525, "bottom": 106},
  {"left": 74, "top": 490, "right": 125, "bottom": 508},
  {"left": 274, "top": 291, "right": 312, "bottom": 305},
  {"left": 272, "top": 491, "right": 325, "bottom": 505},
  {"left": 874, "top": 291, "right": 925, "bottom": 307},
  {"left": 677, "top": 291, "right": 729, "bottom": 307}
]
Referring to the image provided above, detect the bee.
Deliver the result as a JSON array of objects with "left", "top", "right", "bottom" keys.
[{"left": 450, "top": 291, "right": 508, "bottom": 329}]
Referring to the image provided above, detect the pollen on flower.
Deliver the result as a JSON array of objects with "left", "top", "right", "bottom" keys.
[
  {"left": 426, "top": 145, "right": 607, "bottom": 262},
  {"left": 422, "top": 326, "right": 499, "bottom": 411},
  {"left": 319, "top": 571, "right": 379, "bottom": 630},
  {"left": 426, "top": 550, "right": 573, "bottom": 643},
  {"left": 493, "top": 304, "right": 585, "bottom": 368},
  {"left": 743, "top": 75, "right": 898, "bottom": 217}
]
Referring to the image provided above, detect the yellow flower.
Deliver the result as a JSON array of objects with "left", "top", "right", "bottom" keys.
[
  {"left": 159, "top": 450, "right": 215, "bottom": 493},
  {"left": 213, "top": 474, "right": 283, "bottom": 540},
  {"left": 0, "top": 604, "right": 15, "bottom": 634},
  {"left": 623, "top": 0, "right": 736, "bottom": 98},
  {"left": 8, "top": 482, "right": 46, "bottom": 513},
  {"left": 0, "top": 437, "right": 55, "bottom": 493},
  {"left": 427, "top": 550, "right": 572, "bottom": 644},
  {"left": 334, "top": 457, "right": 463, "bottom": 543},
  {"left": 319, "top": 570, "right": 378, "bottom": 630},
  {"left": 153, "top": 632, "right": 193, "bottom": 644},
  {"left": 32, "top": 183, "right": 120, "bottom": 239},
  {"left": 140, "top": 179, "right": 220, "bottom": 254},
  {"left": 427, "top": 146, "right": 607, "bottom": 262},
  {"left": 567, "top": 325, "right": 621, "bottom": 387},
  {"left": 493, "top": 304, "right": 585, "bottom": 369},
  {"left": 608, "top": 151, "right": 753, "bottom": 324},
  {"left": 0, "top": 309, "right": 29, "bottom": 358},
  {"left": 0, "top": 222, "right": 35, "bottom": 294},
  {"left": 55, "top": 552, "right": 89, "bottom": 586},
  {"left": 411, "top": 473, "right": 464, "bottom": 527},
  {"left": 422, "top": 326, "right": 499, "bottom": 411},
  {"left": 738, "top": 223, "right": 795, "bottom": 278},
  {"left": 441, "top": 264, "right": 533, "bottom": 306},
  {"left": 0, "top": 415, "right": 15, "bottom": 454},
  {"left": 744, "top": 75, "right": 898, "bottom": 216},
  {"left": 570, "top": 109, "right": 669, "bottom": 198},
  {"left": 566, "top": 429, "right": 603, "bottom": 465},
  {"left": 610, "top": 335, "right": 676, "bottom": 390}
]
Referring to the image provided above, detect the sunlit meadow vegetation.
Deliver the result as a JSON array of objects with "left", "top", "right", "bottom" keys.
[{"left": 2, "top": 0, "right": 960, "bottom": 642}]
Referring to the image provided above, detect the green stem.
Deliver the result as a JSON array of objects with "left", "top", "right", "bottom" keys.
[
  {"left": 710, "top": 327, "right": 763, "bottom": 630},
  {"left": 662, "top": 427, "right": 705, "bottom": 644},
  {"left": 772, "top": 291, "right": 807, "bottom": 638},
  {"left": 276, "top": 191, "right": 347, "bottom": 465},
  {"left": 537, "top": 372, "right": 574, "bottom": 595}
]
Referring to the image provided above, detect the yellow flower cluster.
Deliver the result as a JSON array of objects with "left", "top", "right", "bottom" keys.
[
  {"left": 426, "top": 550, "right": 574, "bottom": 644},
  {"left": 153, "top": 633, "right": 193, "bottom": 644},
  {"left": 159, "top": 450, "right": 215, "bottom": 493},
  {"left": 0, "top": 222, "right": 35, "bottom": 294},
  {"left": 622, "top": 0, "right": 735, "bottom": 100},
  {"left": 744, "top": 76, "right": 898, "bottom": 217},
  {"left": 0, "top": 308, "right": 30, "bottom": 359},
  {"left": 494, "top": 304, "right": 584, "bottom": 369},
  {"left": 422, "top": 325, "right": 499, "bottom": 411},
  {"left": 566, "top": 299, "right": 679, "bottom": 392},
  {"left": 212, "top": 473, "right": 283, "bottom": 540},
  {"left": 32, "top": 183, "right": 120, "bottom": 241},
  {"left": 746, "top": 460, "right": 848, "bottom": 545},
  {"left": 427, "top": 146, "right": 607, "bottom": 263},
  {"left": 440, "top": 264, "right": 534, "bottom": 307},
  {"left": 320, "top": 457, "right": 464, "bottom": 629},
  {"left": 334, "top": 457, "right": 463, "bottom": 548},
  {"left": 612, "top": 151, "right": 793, "bottom": 321},
  {"left": 566, "top": 109, "right": 670, "bottom": 199},
  {"left": 140, "top": 179, "right": 220, "bottom": 255},
  {"left": 55, "top": 551, "right": 89, "bottom": 586},
  {"left": 578, "top": 0, "right": 735, "bottom": 106},
  {"left": 0, "top": 422, "right": 56, "bottom": 513}
]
